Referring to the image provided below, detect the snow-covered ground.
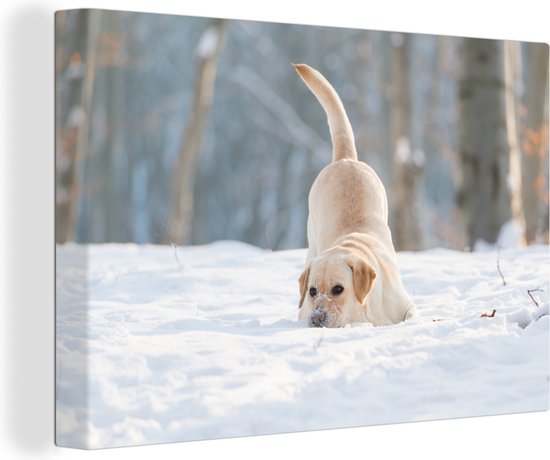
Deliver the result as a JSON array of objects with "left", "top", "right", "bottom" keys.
[{"left": 55, "top": 242, "right": 549, "bottom": 449}]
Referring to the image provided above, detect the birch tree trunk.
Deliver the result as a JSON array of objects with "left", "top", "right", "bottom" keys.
[
  {"left": 165, "top": 19, "right": 228, "bottom": 244},
  {"left": 504, "top": 41, "right": 526, "bottom": 246},
  {"left": 457, "top": 38, "right": 511, "bottom": 248},
  {"left": 520, "top": 43, "right": 549, "bottom": 243}
]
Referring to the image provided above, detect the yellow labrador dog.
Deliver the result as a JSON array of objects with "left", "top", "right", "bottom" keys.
[{"left": 294, "top": 63, "right": 416, "bottom": 328}]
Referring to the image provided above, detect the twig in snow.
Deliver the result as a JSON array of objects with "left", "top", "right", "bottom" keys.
[
  {"left": 481, "top": 309, "right": 496, "bottom": 318},
  {"left": 496, "top": 246, "right": 506, "bottom": 286},
  {"left": 171, "top": 243, "right": 182, "bottom": 270},
  {"left": 313, "top": 330, "right": 325, "bottom": 351},
  {"left": 527, "top": 288, "right": 543, "bottom": 308}
]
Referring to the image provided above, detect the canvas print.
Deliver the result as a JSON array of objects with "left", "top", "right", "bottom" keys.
[{"left": 55, "top": 9, "right": 549, "bottom": 449}]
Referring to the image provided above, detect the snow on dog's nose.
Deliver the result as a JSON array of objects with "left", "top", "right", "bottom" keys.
[{"left": 309, "top": 307, "right": 327, "bottom": 327}]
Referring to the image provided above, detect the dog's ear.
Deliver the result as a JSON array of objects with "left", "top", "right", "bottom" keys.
[
  {"left": 298, "top": 266, "right": 310, "bottom": 308},
  {"left": 348, "top": 257, "right": 376, "bottom": 304}
]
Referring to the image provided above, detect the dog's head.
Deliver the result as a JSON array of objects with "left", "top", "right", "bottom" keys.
[{"left": 298, "top": 249, "right": 376, "bottom": 327}]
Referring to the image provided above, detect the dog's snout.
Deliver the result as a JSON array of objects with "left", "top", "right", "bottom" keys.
[{"left": 310, "top": 308, "right": 327, "bottom": 327}]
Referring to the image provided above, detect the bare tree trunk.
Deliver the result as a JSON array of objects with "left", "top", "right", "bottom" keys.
[
  {"left": 390, "top": 33, "right": 424, "bottom": 251},
  {"left": 55, "top": 10, "right": 100, "bottom": 243},
  {"left": 543, "top": 95, "right": 550, "bottom": 243},
  {"left": 353, "top": 32, "right": 373, "bottom": 164},
  {"left": 56, "top": 11, "right": 80, "bottom": 243},
  {"left": 520, "top": 43, "right": 549, "bottom": 244},
  {"left": 457, "top": 38, "right": 511, "bottom": 248},
  {"left": 165, "top": 19, "right": 228, "bottom": 244}
]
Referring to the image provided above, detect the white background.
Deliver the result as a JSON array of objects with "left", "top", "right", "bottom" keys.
[{"left": 1, "top": 0, "right": 548, "bottom": 459}]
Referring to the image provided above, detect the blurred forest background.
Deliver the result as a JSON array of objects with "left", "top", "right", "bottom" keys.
[{"left": 55, "top": 9, "right": 549, "bottom": 251}]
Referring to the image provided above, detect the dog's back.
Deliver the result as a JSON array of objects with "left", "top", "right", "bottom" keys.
[{"left": 308, "top": 160, "right": 391, "bottom": 254}]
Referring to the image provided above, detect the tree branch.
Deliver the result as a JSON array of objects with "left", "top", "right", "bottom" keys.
[
  {"left": 481, "top": 309, "right": 496, "bottom": 318},
  {"left": 225, "top": 66, "right": 329, "bottom": 161},
  {"left": 527, "top": 288, "right": 543, "bottom": 308},
  {"left": 496, "top": 246, "right": 506, "bottom": 286}
]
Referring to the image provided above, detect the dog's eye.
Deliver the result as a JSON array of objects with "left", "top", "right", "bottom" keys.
[
  {"left": 309, "top": 287, "right": 317, "bottom": 297},
  {"left": 332, "top": 285, "right": 344, "bottom": 295}
]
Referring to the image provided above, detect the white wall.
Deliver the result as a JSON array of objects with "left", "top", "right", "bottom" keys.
[{"left": 1, "top": 0, "right": 548, "bottom": 459}]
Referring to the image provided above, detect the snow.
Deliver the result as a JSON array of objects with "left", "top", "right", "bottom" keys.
[
  {"left": 394, "top": 136, "right": 425, "bottom": 167},
  {"left": 474, "top": 220, "right": 526, "bottom": 251},
  {"left": 195, "top": 27, "right": 220, "bottom": 59},
  {"left": 56, "top": 242, "right": 549, "bottom": 449}
]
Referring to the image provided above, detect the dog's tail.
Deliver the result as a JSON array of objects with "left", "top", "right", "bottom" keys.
[{"left": 293, "top": 63, "right": 357, "bottom": 162}]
